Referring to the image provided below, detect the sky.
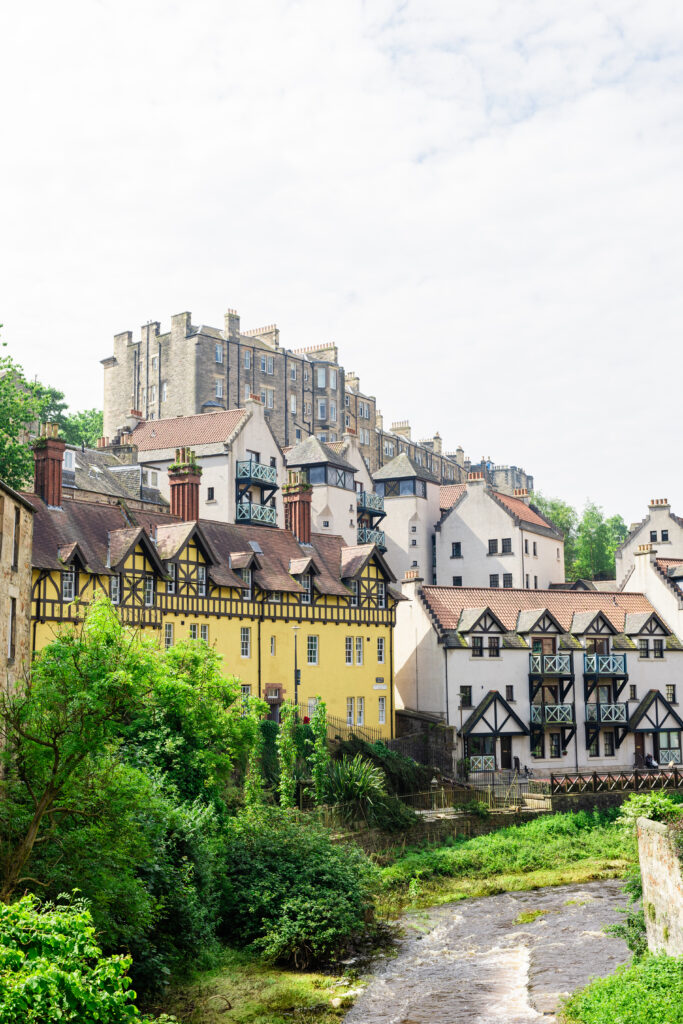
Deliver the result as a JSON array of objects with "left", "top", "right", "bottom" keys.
[{"left": 2, "top": 0, "right": 683, "bottom": 524}]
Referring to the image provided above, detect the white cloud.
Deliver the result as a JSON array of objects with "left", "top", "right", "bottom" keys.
[{"left": 1, "top": 0, "right": 683, "bottom": 521}]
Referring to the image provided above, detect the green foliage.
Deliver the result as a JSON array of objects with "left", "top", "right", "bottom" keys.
[
  {"left": 616, "top": 791, "right": 683, "bottom": 835},
  {"left": 276, "top": 704, "right": 298, "bottom": 808},
  {"left": 34, "top": 382, "right": 104, "bottom": 448},
  {"left": 560, "top": 954, "right": 683, "bottom": 1024},
  {"left": 326, "top": 754, "right": 386, "bottom": 806},
  {"left": 532, "top": 492, "right": 628, "bottom": 581},
  {"left": 219, "top": 808, "right": 379, "bottom": 967},
  {"left": 244, "top": 706, "right": 267, "bottom": 808},
  {"left": 334, "top": 736, "right": 432, "bottom": 795},
  {"left": 532, "top": 494, "right": 580, "bottom": 572},
  {"left": 381, "top": 809, "right": 630, "bottom": 890},
  {"left": 0, "top": 345, "right": 46, "bottom": 488},
  {"left": 0, "top": 894, "right": 173, "bottom": 1023},
  {"left": 308, "top": 699, "right": 330, "bottom": 806},
  {"left": 605, "top": 866, "right": 648, "bottom": 957}
]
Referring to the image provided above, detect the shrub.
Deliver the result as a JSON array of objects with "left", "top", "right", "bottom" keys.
[
  {"left": 605, "top": 866, "right": 648, "bottom": 957},
  {"left": 219, "top": 808, "right": 379, "bottom": 967},
  {"left": 0, "top": 895, "right": 173, "bottom": 1023},
  {"left": 560, "top": 954, "right": 683, "bottom": 1024},
  {"left": 616, "top": 791, "right": 683, "bottom": 835},
  {"left": 335, "top": 737, "right": 432, "bottom": 794}
]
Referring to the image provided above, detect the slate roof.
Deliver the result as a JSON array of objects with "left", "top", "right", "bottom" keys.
[
  {"left": 284, "top": 435, "right": 356, "bottom": 472},
  {"left": 62, "top": 445, "right": 168, "bottom": 506},
  {"left": 419, "top": 586, "right": 667, "bottom": 635},
  {"left": 131, "top": 409, "right": 248, "bottom": 451},
  {"left": 373, "top": 451, "right": 440, "bottom": 484}
]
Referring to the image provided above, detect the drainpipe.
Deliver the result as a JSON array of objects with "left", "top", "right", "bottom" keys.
[{"left": 443, "top": 645, "right": 450, "bottom": 724}]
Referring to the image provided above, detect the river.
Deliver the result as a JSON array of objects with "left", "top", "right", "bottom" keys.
[{"left": 344, "top": 880, "right": 629, "bottom": 1023}]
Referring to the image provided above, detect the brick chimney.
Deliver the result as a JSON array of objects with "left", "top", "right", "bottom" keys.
[
  {"left": 513, "top": 487, "right": 530, "bottom": 505},
  {"left": 33, "top": 423, "right": 66, "bottom": 507},
  {"left": 168, "top": 447, "right": 202, "bottom": 521},
  {"left": 283, "top": 471, "right": 312, "bottom": 544}
]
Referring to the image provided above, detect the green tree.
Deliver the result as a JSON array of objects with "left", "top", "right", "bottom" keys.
[
  {"left": 276, "top": 704, "right": 297, "bottom": 808},
  {"left": 0, "top": 346, "right": 45, "bottom": 488},
  {"left": 531, "top": 493, "right": 579, "bottom": 576},
  {"left": 62, "top": 408, "right": 104, "bottom": 447},
  {"left": 308, "top": 698, "right": 330, "bottom": 806},
  {"left": 575, "top": 501, "right": 613, "bottom": 579}
]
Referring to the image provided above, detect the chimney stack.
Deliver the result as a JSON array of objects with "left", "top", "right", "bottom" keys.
[
  {"left": 169, "top": 447, "right": 202, "bottom": 522},
  {"left": 283, "top": 470, "right": 312, "bottom": 544},
  {"left": 33, "top": 423, "right": 66, "bottom": 507},
  {"left": 513, "top": 487, "right": 530, "bottom": 505}
]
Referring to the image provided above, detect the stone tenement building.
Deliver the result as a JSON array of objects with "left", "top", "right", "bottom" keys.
[{"left": 102, "top": 307, "right": 533, "bottom": 490}]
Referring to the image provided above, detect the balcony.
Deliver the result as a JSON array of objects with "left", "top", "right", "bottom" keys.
[
  {"left": 531, "top": 703, "right": 574, "bottom": 725},
  {"left": 585, "top": 702, "right": 628, "bottom": 725},
  {"left": 357, "top": 491, "right": 385, "bottom": 515},
  {"left": 358, "top": 526, "right": 385, "bottom": 547},
  {"left": 236, "top": 501, "right": 277, "bottom": 526},
  {"left": 583, "top": 653, "right": 627, "bottom": 676},
  {"left": 236, "top": 460, "right": 277, "bottom": 485},
  {"left": 529, "top": 653, "right": 573, "bottom": 676}
]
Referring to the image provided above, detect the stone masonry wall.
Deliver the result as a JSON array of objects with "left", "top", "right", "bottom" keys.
[
  {"left": 637, "top": 816, "right": 683, "bottom": 955},
  {"left": 0, "top": 491, "right": 33, "bottom": 692}
]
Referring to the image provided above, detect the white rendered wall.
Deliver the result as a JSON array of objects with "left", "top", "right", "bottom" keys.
[
  {"left": 616, "top": 505, "right": 683, "bottom": 585},
  {"left": 382, "top": 481, "right": 440, "bottom": 583}
]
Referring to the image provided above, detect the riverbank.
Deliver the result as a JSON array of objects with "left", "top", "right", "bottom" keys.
[{"left": 159, "top": 809, "right": 636, "bottom": 1023}]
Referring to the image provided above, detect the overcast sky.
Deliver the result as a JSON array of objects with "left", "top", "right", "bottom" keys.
[{"left": 2, "top": 1, "right": 682, "bottom": 523}]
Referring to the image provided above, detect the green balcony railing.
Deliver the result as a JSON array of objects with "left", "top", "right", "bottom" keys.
[
  {"left": 530, "top": 703, "right": 574, "bottom": 725},
  {"left": 236, "top": 460, "right": 277, "bottom": 485},
  {"left": 357, "top": 526, "right": 385, "bottom": 547},
  {"left": 585, "top": 702, "right": 628, "bottom": 724},
  {"left": 583, "top": 653, "right": 627, "bottom": 675},
  {"left": 529, "top": 653, "right": 573, "bottom": 676},
  {"left": 236, "top": 501, "right": 277, "bottom": 526},
  {"left": 357, "top": 491, "right": 384, "bottom": 514}
]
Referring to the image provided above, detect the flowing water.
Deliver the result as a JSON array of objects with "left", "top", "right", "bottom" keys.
[{"left": 345, "top": 880, "right": 629, "bottom": 1024}]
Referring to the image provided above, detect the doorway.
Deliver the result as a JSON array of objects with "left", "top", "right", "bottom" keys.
[
  {"left": 500, "top": 736, "right": 512, "bottom": 770},
  {"left": 634, "top": 733, "right": 644, "bottom": 766}
]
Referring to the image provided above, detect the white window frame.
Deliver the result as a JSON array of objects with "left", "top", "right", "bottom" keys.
[
  {"left": 144, "top": 576, "right": 155, "bottom": 607},
  {"left": 267, "top": 356, "right": 274, "bottom": 375},
  {"left": 355, "top": 637, "right": 363, "bottom": 666},
  {"left": 330, "top": 400, "right": 337, "bottom": 422},
  {"left": 244, "top": 349, "right": 251, "bottom": 369},
  {"left": 307, "top": 635, "right": 319, "bottom": 665},
  {"left": 345, "top": 636, "right": 353, "bottom": 665},
  {"left": 316, "top": 367, "right": 326, "bottom": 388},
  {"left": 346, "top": 697, "right": 355, "bottom": 726},
  {"left": 301, "top": 574, "right": 311, "bottom": 605},
  {"left": 166, "top": 562, "right": 176, "bottom": 595},
  {"left": 268, "top": 591, "right": 281, "bottom": 603},
  {"left": 63, "top": 450, "right": 74, "bottom": 470},
  {"left": 350, "top": 579, "right": 358, "bottom": 608},
  {"left": 241, "top": 626, "right": 251, "bottom": 658},
  {"left": 377, "top": 581, "right": 386, "bottom": 610},
  {"left": 200, "top": 623, "right": 209, "bottom": 642},
  {"left": 162, "top": 382, "right": 167, "bottom": 402},
  {"left": 241, "top": 683, "right": 251, "bottom": 698},
  {"left": 260, "top": 354, "right": 267, "bottom": 372},
  {"left": 197, "top": 565, "right": 207, "bottom": 597},
  {"left": 110, "top": 574, "right": 121, "bottom": 605},
  {"left": 242, "top": 569, "right": 252, "bottom": 601},
  {"left": 317, "top": 398, "right": 327, "bottom": 420},
  {"left": 164, "top": 622, "right": 173, "bottom": 649},
  {"left": 377, "top": 637, "right": 385, "bottom": 664},
  {"left": 378, "top": 696, "right": 386, "bottom": 725},
  {"left": 290, "top": 394, "right": 297, "bottom": 415},
  {"left": 62, "top": 569, "right": 75, "bottom": 602},
  {"left": 190, "top": 624, "right": 198, "bottom": 639},
  {"left": 215, "top": 379, "right": 223, "bottom": 399},
  {"left": 330, "top": 369, "right": 337, "bottom": 389},
  {"left": 290, "top": 365, "right": 297, "bottom": 381},
  {"left": 215, "top": 343, "right": 224, "bottom": 363},
  {"left": 357, "top": 696, "right": 364, "bottom": 725}
]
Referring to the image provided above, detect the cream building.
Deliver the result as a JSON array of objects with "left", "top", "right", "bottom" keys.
[
  {"left": 615, "top": 498, "right": 683, "bottom": 586},
  {"left": 372, "top": 452, "right": 441, "bottom": 584}
]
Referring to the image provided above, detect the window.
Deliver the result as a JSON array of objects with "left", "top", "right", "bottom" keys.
[
  {"left": 355, "top": 637, "right": 363, "bottom": 665},
  {"left": 411, "top": 526, "right": 417, "bottom": 533},
  {"left": 200, "top": 624, "right": 209, "bottom": 642},
  {"left": 377, "top": 582, "right": 386, "bottom": 609},
  {"left": 472, "top": 636, "right": 483, "bottom": 658},
  {"left": 662, "top": 529, "right": 669, "bottom": 542},
  {"left": 166, "top": 562, "right": 176, "bottom": 595},
  {"left": 62, "top": 569, "right": 75, "bottom": 602},
  {"left": 451, "top": 542, "right": 462, "bottom": 558},
  {"left": 329, "top": 401, "right": 337, "bottom": 423},
  {"left": 505, "top": 685, "right": 514, "bottom": 701},
  {"left": 524, "top": 539, "right": 529, "bottom": 555},
  {"left": 377, "top": 637, "right": 385, "bottom": 663},
  {"left": 547, "top": 733, "right": 560, "bottom": 759},
  {"left": 588, "top": 734, "right": 599, "bottom": 757},
  {"left": 650, "top": 530, "right": 657, "bottom": 542},
  {"left": 110, "top": 574, "right": 121, "bottom": 605},
  {"left": 144, "top": 576, "right": 155, "bottom": 607},
  {"left": 63, "top": 450, "right": 74, "bottom": 470},
  {"left": 659, "top": 730, "right": 681, "bottom": 764},
  {"left": 301, "top": 574, "right": 311, "bottom": 605},
  {"left": 488, "top": 539, "right": 498, "bottom": 555},
  {"left": 378, "top": 696, "right": 386, "bottom": 724},
  {"left": 270, "top": 636, "right": 276, "bottom": 656},
  {"left": 304, "top": 367, "right": 309, "bottom": 383},
  {"left": 244, "top": 349, "right": 251, "bottom": 369},
  {"left": 260, "top": 354, "right": 267, "bottom": 372},
  {"left": 604, "top": 731, "right": 615, "bottom": 757},
  {"left": 240, "top": 627, "right": 251, "bottom": 658},
  {"left": 639, "top": 639, "right": 649, "bottom": 659},
  {"left": 667, "top": 685, "right": 677, "bottom": 703},
  {"left": 242, "top": 568, "right": 252, "bottom": 600},
  {"left": 410, "top": 538, "right": 417, "bottom": 547},
  {"left": 349, "top": 580, "right": 358, "bottom": 608},
  {"left": 307, "top": 635, "right": 319, "bottom": 665},
  {"left": 316, "top": 367, "right": 326, "bottom": 388},
  {"left": 488, "top": 636, "right": 500, "bottom": 658},
  {"left": 346, "top": 697, "right": 354, "bottom": 726},
  {"left": 317, "top": 398, "right": 327, "bottom": 420},
  {"left": 489, "top": 574, "right": 499, "bottom": 588},
  {"left": 215, "top": 343, "right": 223, "bottom": 363},
  {"left": 7, "top": 597, "right": 16, "bottom": 661},
  {"left": 241, "top": 684, "right": 251, "bottom": 698},
  {"left": 290, "top": 365, "right": 297, "bottom": 381},
  {"left": 503, "top": 574, "right": 513, "bottom": 588},
  {"left": 207, "top": 486, "right": 215, "bottom": 501},
  {"left": 654, "top": 639, "right": 664, "bottom": 659},
  {"left": 190, "top": 624, "right": 198, "bottom": 640},
  {"left": 330, "top": 369, "right": 337, "bottom": 389},
  {"left": 531, "top": 733, "right": 544, "bottom": 758},
  {"left": 345, "top": 637, "right": 353, "bottom": 665},
  {"left": 260, "top": 387, "right": 274, "bottom": 409},
  {"left": 268, "top": 591, "right": 282, "bottom": 604},
  {"left": 502, "top": 538, "right": 512, "bottom": 553},
  {"left": 215, "top": 379, "right": 223, "bottom": 399},
  {"left": 197, "top": 565, "right": 207, "bottom": 596},
  {"left": 556, "top": 547, "right": 560, "bottom": 560},
  {"left": 525, "top": 574, "right": 530, "bottom": 589},
  {"left": 533, "top": 541, "right": 537, "bottom": 556},
  {"left": 10, "top": 507, "right": 19, "bottom": 570},
  {"left": 452, "top": 576, "right": 463, "bottom": 586},
  {"left": 290, "top": 394, "right": 297, "bottom": 415},
  {"left": 357, "top": 696, "right": 365, "bottom": 726},
  {"left": 267, "top": 356, "right": 274, "bottom": 375},
  {"left": 164, "top": 623, "right": 174, "bottom": 649},
  {"left": 534, "top": 575, "right": 538, "bottom": 589},
  {"left": 629, "top": 684, "right": 637, "bottom": 700},
  {"left": 460, "top": 685, "right": 472, "bottom": 708},
  {"left": 244, "top": 383, "right": 252, "bottom": 402}
]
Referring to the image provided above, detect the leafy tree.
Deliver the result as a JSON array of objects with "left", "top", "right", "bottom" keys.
[
  {"left": 63, "top": 408, "right": 104, "bottom": 448},
  {"left": 531, "top": 493, "right": 579, "bottom": 574},
  {"left": 532, "top": 492, "right": 627, "bottom": 581},
  {"left": 0, "top": 345, "right": 46, "bottom": 488}
]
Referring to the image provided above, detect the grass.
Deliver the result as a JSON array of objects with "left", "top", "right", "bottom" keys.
[
  {"left": 157, "top": 949, "right": 358, "bottom": 1024},
  {"left": 514, "top": 908, "right": 551, "bottom": 924},
  {"left": 559, "top": 954, "right": 683, "bottom": 1024}
]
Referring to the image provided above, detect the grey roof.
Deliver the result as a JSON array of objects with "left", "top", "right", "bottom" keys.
[
  {"left": 623, "top": 611, "right": 657, "bottom": 634},
  {"left": 570, "top": 610, "right": 616, "bottom": 634},
  {"left": 285, "top": 435, "right": 356, "bottom": 472},
  {"left": 63, "top": 446, "right": 168, "bottom": 506},
  {"left": 373, "top": 451, "right": 440, "bottom": 483}
]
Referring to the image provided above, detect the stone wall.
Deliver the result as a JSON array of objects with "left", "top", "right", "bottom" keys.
[
  {"left": 0, "top": 486, "right": 34, "bottom": 691},
  {"left": 550, "top": 791, "right": 630, "bottom": 814},
  {"left": 637, "top": 816, "right": 683, "bottom": 955}
]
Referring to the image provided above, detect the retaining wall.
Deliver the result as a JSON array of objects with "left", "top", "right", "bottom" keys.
[{"left": 637, "top": 816, "right": 683, "bottom": 956}]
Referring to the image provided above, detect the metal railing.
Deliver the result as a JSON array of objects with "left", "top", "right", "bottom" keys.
[
  {"left": 461, "top": 770, "right": 552, "bottom": 809},
  {"left": 583, "top": 653, "right": 627, "bottom": 675},
  {"left": 529, "top": 653, "right": 573, "bottom": 675},
  {"left": 585, "top": 702, "right": 628, "bottom": 724},
  {"left": 236, "top": 459, "right": 277, "bottom": 484},
  {"left": 236, "top": 501, "right": 277, "bottom": 526},
  {"left": 550, "top": 767, "right": 683, "bottom": 794},
  {"left": 357, "top": 491, "right": 384, "bottom": 513},
  {"left": 357, "top": 526, "right": 386, "bottom": 547},
  {"left": 530, "top": 703, "right": 574, "bottom": 724}
]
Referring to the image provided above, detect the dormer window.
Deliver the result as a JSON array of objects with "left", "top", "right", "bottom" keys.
[
  {"left": 110, "top": 574, "right": 121, "bottom": 605},
  {"left": 301, "top": 574, "right": 311, "bottom": 605},
  {"left": 63, "top": 450, "right": 75, "bottom": 471},
  {"left": 62, "top": 569, "right": 75, "bottom": 602},
  {"left": 472, "top": 636, "right": 483, "bottom": 658},
  {"left": 242, "top": 568, "right": 252, "bottom": 601},
  {"left": 350, "top": 580, "right": 359, "bottom": 608}
]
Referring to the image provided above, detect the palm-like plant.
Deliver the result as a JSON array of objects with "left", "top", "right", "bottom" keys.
[{"left": 325, "top": 754, "right": 386, "bottom": 824}]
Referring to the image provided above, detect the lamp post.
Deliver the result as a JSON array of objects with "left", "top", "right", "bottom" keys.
[{"left": 292, "top": 624, "right": 301, "bottom": 712}]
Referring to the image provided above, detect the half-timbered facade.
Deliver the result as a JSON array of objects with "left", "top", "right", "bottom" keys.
[
  {"left": 24, "top": 452, "right": 400, "bottom": 736},
  {"left": 395, "top": 575, "right": 683, "bottom": 771}
]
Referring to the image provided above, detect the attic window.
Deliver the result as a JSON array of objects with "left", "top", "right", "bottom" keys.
[{"left": 63, "top": 451, "right": 74, "bottom": 471}]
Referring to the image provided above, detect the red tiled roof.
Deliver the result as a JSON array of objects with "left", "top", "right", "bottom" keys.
[
  {"left": 440, "top": 483, "right": 466, "bottom": 511},
  {"left": 420, "top": 586, "right": 660, "bottom": 633},
  {"left": 131, "top": 410, "right": 248, "bottom": 451},
  {"left": 492, "top": 492, "right": 557, "bottom": 531},
  {"left": 656, "top": 558, "right": 683, "bottom": 575}
]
